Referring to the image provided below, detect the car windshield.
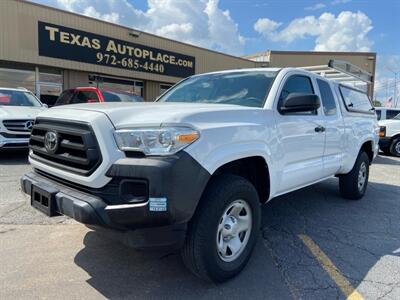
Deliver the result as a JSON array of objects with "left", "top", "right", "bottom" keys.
[
  {"left": 0, "top": 90, "right": 41, "bottom": 107},
  {"left": 101, "top": 90, "right": 143, "bottom": 103},
  {"left": 157, "top": 71, "right": 278, "bottom": 108},
  {"left": 393, "top": 113, "right": 400, "bottom": 120}
]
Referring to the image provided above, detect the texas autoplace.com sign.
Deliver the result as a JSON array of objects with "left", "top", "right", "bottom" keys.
[{"left": 38, "top": 21, "right": 196, "bottom": 78}]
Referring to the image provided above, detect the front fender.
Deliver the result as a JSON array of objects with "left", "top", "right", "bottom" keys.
[{"left": 185, "top": 141, "right": 277, "bottom": 199}]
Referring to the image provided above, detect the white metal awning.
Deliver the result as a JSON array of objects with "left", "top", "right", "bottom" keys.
[{"left": 300, "top": 60, "right": 372, "bottom": 92}]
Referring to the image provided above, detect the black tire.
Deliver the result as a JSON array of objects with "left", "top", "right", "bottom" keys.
[
  {"left": 181, "top": 174, "right": 261, "bottom": 282},
  {"left": 339, "top": 151, "right": 370, "bottom": 200},
  {"left": 389, "top": 138, "right": 400, "bottom": 157}
]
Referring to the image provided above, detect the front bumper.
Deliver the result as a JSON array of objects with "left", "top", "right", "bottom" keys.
[
  {"left": 379, "top": 137, "right": 391, "bottom": 149},
  {"left": 21, "top": 151, "right": 210, "bottom": 248},
  {"left": 0, "top": 132, "right": 30, "bottom": 149}
]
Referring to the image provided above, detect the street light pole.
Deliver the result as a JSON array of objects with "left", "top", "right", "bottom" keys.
[
  {"left": 395, "top": 73, "right": 399, "bottom": 107},
  {"left": 386, "top": 66, "right": 400, "bottom": 107}
]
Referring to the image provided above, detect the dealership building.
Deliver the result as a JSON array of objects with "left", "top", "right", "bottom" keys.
[{"left": 0, "top": 0, "right": 376, "bottom": 105}]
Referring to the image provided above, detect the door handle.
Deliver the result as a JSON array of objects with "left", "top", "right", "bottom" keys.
[{"left": 314, "top": 125, "right": 325, "bottom": 133}]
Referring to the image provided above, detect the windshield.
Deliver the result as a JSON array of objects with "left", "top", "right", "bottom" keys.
[
  {"left": 158, "top": 71, "right": 278, "bottom": 108},
  {"left": 101, "top": 90, "right": 143, "bottom": 103},
  {"left": 393, "top": 113, "right": 400, "bottom": 120},
  {"left": 0, "top": 90, "right": 42, "bottom": 107}
]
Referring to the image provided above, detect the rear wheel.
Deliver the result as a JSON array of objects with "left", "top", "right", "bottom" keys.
[
  {"left": 390, "top": 138, "right": 400, "bottom": 157},
  {"left": 339, "top": 151, "right": 370, "bottom": 200},
  {"left": 181, "top": 174, "right": 261, "bottom": 282}
]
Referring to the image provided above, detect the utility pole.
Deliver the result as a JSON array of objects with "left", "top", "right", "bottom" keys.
[
  {"left": 387, "top": 67, "right": 399, "bottom": 107},
  {"left": 394, "top": 73, "right": 398, "bottom": 107}
]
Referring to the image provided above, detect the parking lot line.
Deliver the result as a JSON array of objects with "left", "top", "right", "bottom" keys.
[{"left": 298, "top": 234, "right": 364, "bottom": 300}]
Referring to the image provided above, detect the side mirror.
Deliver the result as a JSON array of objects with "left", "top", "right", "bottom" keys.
[
  {"left": 42, "top": 104, "right": 48, "bottom": 108},
  {"left": 280, "top": 93, "right": 320, "bottom": 114}
]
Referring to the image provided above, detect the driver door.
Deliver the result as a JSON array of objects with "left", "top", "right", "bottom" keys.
[{"left": 274, "top": 74, "right": 326, "bottom": 194}]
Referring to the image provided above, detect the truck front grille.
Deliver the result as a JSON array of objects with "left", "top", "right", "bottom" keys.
[
  {"left": 29, "top": 118, "right": 102, "bottom": 176},
  {"left": 3, "top": 119, "right": 34, "bottom": 132}
]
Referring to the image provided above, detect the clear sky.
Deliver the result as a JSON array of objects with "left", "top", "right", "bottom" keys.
[{"left": 31, "top": 0, "right": 400, "bottom": 102}]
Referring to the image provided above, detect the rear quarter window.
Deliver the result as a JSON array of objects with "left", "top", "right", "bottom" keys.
[
  {"left": 339, "top": 85, "right": 373, "bottom": 114},
  {"left": 317, "top": 79, "right": 337, "bottom": 116}
]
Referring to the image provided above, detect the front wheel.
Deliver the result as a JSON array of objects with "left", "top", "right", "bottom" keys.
[
  {"left": 390, "top": 138, "right": 400, "bottom": 157},
  {"left": 339, "top": 151, "right": 370, "bottom": 200},
  {"left": 181, "top": 174, "right": 261, "bottom": 282}
]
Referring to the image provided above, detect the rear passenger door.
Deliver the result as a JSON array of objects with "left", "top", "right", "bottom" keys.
[{"left": 316, "top": 79, "right": 343, "bottom": 176}]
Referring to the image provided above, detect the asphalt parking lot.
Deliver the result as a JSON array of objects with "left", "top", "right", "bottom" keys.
[{"left": 0, "top": 151, "right": 399, "bottom": 300}]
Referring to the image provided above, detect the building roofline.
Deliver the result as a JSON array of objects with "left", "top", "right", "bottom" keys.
[
  {"left": 244, "top": 50, "right": 376, "bottom": 58},
  {"left": 20, "top": 0, "right": 253, "bottom": 63}
]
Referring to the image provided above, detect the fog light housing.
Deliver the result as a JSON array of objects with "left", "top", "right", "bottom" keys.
[{"left": 119, "top": 179, "right": 148, "bottom": 204}]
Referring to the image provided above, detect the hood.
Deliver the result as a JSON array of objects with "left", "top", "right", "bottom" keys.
[
  {"left": 378, "top": 119, "right": 400, "bottom": 126},
  {"left": 0, "top": 106, "right": 46, "bottom": 119},
  {"left": 50, "top": 102, "right": 262, "bottom": 129}
]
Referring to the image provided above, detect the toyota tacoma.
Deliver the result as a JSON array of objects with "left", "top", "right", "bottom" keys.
[{"left": 21, "top": 68, "right": 379, "bottom": 282}]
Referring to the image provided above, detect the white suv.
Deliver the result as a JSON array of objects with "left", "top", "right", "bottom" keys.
[
  {"left": 375, "top": 107, "right": 400, "bottom": 121},
  {"left": 0, "top": 88, "right": 47, "bottom": 150},
  {"left": 21, "top": 68, "right": 378, "bottom": 282},
  {"left": 379, "top": 112, "right": 400, "bottom": 156}
]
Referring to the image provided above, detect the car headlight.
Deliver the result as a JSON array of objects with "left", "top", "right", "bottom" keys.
[{"left": 114, "top": 127, "right": 200, "bottom": 156}]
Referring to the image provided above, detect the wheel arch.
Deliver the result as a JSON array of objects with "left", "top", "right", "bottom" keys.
[
  {"left": 339, "top": 138, "right": 376, "bottom": 174},
  {"left": 360, "top": 140, "right": 374, "bottom": 163},
  {"left": 210, "top": 156, "right": 271, "bottom": 204},
  {"left": 390, "top": 133, "right": 400, "bottom": 142}
]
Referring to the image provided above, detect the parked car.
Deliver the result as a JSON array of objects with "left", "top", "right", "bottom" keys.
[
  {"left": 0, "top": 87, "right": 47, "bottom": 150},
  {"left": 378, "top": 113, "right": 400, "bottom": 156},
  {"left": 54, "top": 87, "right": 143, "bottom": 106},
  {"left": 375, "top": 107, "right": 400, "bottom": 121},
  {"left": 21, "top": 68, "right": 378, "bottom": 282}
]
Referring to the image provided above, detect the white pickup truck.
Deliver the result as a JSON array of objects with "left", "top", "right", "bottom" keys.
[{"left": 21, "top": 67, "right": 379, "bottom": 282}]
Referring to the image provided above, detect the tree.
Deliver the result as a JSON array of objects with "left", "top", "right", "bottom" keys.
[{"left": 373, "top": 100, "right": 382, "bottom": 107}]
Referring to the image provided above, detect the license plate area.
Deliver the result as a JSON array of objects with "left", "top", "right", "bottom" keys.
[{"left": 31, "top": 183, "right": 60, "bottom": 217}]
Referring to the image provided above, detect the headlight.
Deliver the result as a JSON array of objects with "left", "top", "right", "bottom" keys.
[{"left": 114, "top": 127, "right": 200, "bottom": 155}]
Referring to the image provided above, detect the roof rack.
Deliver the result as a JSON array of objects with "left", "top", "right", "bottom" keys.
[{"left": 300, "top": 59, "right": 372, "bottom": 92}]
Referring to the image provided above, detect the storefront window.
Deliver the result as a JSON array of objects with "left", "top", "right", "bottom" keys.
[
  {"left": 0, "top": 67, "right": 64, "bottom": 107},
  {"left": 0, "top": 68, "right": 36, "bottom": 93},
  {"left": 90, "top": 75, "right": 144, "bottom": 97},
  {"left": 160, "top": 84, "right": 173, "bottom": 95},
  {"left": 39, "top": 71, "right": 63, "bottom": 106}
]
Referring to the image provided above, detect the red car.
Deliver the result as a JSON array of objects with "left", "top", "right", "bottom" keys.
[{"left": 54, "top": 87, "right": 143, "bottom": 106}]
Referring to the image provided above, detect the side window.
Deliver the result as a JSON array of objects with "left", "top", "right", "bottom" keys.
[
  {"left": 71, "top": 91, "right": 99, "bottom": 104},
  {"left": 386, "top": 110, "right": 399, "bottom": 119},
  {"left": 339, "top": 85, "right": 373, "bottom": 113},
  {"left": 279, "top": 75, "right": 316, "bottom": 115},
  {"left": 375, "top": 110, "right": 381, "bottom": 120},
  {"left": 317, "top": 79, "right": 337, "bottom": 116}
]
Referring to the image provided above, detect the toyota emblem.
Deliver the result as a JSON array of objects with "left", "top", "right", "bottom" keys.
[
  {"left": 44, "top": 131, "right": 58, "bottom": 154},
  {"left": 25, "top": 120, "right": 34, "bottom": 131}
]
